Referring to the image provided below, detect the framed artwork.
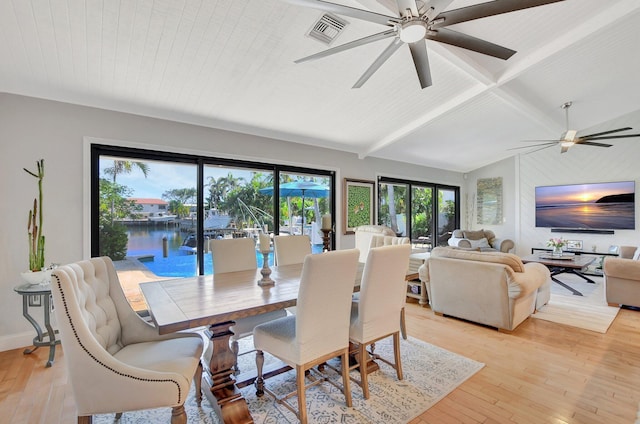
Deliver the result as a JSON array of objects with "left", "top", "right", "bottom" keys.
[
  {"left": 343, "top": 178, "right": 374, "bottom": 234},
  {"left": 476, "top": 177, "right": 503, "bottom": 225}
]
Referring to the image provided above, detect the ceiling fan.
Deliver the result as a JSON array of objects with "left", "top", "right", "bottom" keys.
[
  {"left": 285, "top": 0, "right": 566, "bottom": 89},
  {"left": 511, "top": 101, "right": 640, "bottom": 154}
]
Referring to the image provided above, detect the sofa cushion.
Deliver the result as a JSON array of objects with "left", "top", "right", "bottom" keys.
[
  {"left": 633, "top": 249, "right": 640, "bottom": 261},
  {"left": 463, "top": 229, "right": 486, "bottom": 240},
  {"left": 430, "top": 246, "right": 525, "bottom": 273},
  {"left": 468, "top": 237, "right": 490, "bottom": 249}
]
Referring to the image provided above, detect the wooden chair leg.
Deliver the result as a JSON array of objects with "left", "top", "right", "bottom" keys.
[
  {"left": 171, "top": 405, "right": 187, "bottom": 424},
  {"left": 255, "top": 350, "right": 265, "bottom": 396},
  {"left": 195, "top": 360, "right": 203, "bottom": 406},
  {"left": 296, "top": 364, "right": 308, "bottom": 424},
  {"left": 393, "top": 332, "right": 403, "bottom": 381},
  {"left": 400, "top": 307, "right": 407, "bottom": 340},
  {"left": 358, "top": 343, "right": 370, "bottom": 399},
  {"left": 340, "top": 349, "right": 352, "bottom": 407}
]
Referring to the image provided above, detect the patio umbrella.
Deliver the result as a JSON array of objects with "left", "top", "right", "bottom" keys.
[{"left": 259, "top": 181, "right": 330, "bottom": 233}]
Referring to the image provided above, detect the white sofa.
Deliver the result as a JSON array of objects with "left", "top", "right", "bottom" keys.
[
  {"left": 448, "top": 229, "right": 514, "bottom": 253},
  {"left": 419, "top": 247, "right": 551, "bottom": 332}
]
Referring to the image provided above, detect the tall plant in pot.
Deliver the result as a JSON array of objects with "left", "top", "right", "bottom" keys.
[{"left": 21, "top": 159, "right": 50, "bottom": 285}]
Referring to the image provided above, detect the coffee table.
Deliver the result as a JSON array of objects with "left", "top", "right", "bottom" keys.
[{"left": 521, "top": 253, "right": 596, "bottom": 296}]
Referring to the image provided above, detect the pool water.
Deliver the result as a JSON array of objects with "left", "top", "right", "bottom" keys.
[{"left": 126, "top": 228, "right": 322, "bottom": 278}]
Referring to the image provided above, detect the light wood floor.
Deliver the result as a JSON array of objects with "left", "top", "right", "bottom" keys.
[{"left": 2, "top": 300, "right": 640, "bottom": 423}]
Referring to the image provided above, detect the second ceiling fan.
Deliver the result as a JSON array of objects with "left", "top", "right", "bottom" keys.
[
  {"left": 286, "top": 0, "right": 566, "bottom": 89},
  {"left": 512, "top": 101, "right": 640, "bottom": 154}
]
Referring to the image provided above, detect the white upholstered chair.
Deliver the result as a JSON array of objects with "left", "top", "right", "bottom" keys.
[
  {"left": 353, "top": 231, "right": 412, "bottom": 339},
  {"left": 349, "top": 244, "right": 411, "bottom": 399},
  {"left": 50, "top": 257, "right": 203, "bottom": 424},
  {"left": 210, "top": 238, "right": 286, "bottom": 374},
  {"left": 273, "top": 234, "right": 312, "bottom": 266},
  {"left": 253, "top": 249, "right": 360, "bottom": 424},
  {"left": 354, "top": 225, "right": 396, "bottom": 263}
]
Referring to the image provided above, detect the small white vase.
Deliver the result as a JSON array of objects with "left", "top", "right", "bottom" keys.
[{"left": 21, "top": 269, "right": 52, "bottom": 286}]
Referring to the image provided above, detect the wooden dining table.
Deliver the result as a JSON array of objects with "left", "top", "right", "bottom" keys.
[{"left": 140, "top": 263, "right": 363, "bottom": 424}]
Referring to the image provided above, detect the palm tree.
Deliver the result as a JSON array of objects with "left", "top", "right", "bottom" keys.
[{"left": 103, "top": 160, "right": 150, "bottom": 223}]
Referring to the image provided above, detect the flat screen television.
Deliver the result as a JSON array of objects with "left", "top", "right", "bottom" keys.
[{"left": 535, "top": 181, "right": 635, "bottom": 230}]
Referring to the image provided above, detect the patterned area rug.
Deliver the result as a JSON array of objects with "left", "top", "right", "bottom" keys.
[
  {"left": 94, "top": 336, "right": 484, "bottom": 423},
  {"left": 531, "top": 273, "right": 620, "bottom": 333}
]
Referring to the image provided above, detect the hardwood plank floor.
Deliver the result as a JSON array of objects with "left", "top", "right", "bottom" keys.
[{"left": 2, "top": 300, "right": 640, "bottom": 423}]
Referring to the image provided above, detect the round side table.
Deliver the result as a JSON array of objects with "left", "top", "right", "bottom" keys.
[{"left": 13, "top": 283, "right": 60, "bottom": 367}]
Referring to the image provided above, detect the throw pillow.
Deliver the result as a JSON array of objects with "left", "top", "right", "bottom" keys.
[
  {"left": 468, "top": 238, "right": 490, "bottom": 249},
  {"left": 633, "top": 249, "right": 640, "bottom": 261},
  {"left": 463, "top": 229, "right": 485, "bottom": 240}
]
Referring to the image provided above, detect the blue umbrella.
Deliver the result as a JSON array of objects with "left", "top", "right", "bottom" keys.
[{"left": 259, "top": 181, "right": 330, "bottom": 232}]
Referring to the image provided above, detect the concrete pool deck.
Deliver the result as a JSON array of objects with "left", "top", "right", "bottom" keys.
[{"left": 114, "top": 256, "right": 178, "bottom": 312}]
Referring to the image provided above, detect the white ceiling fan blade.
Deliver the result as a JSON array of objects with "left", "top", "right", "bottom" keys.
[
  {"left": 353, "top": 38, "right": 404, "bottom": 88},
  {"left": 284, "top": 0, "right": 401, "bottom": 26},
  {"left": 408, "top": 39, "right": 432, "bottom": 89},
  {"left": 295, "top": 30, "right": 397, "bottom": 64},
  {"left": 396, "top": 0, "right": 419, "bottom": 16},
  {"left": 420, "top": 0, "right": 456, "bottom": 20}
]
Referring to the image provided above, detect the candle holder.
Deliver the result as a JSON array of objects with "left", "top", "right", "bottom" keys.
[
  {"left": 321, "top": 229, "right": 331, "bottom": 252},
  {"left": 258, "top": 251, "right": 275, "bottom": 286}
]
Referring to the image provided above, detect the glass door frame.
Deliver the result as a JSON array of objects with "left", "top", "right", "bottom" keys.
[
  {"left": 91, "top": 144, "right": 335, "bottom": 276},
  {"left": 377, "top": 176, "right": 460, "bottom": 247}
]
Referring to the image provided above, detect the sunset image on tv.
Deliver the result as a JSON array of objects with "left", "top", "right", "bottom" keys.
[{"left": 535, "top": 181, "right": 635, "bottom": 229}]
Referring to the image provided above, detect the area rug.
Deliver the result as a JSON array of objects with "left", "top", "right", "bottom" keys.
[
  {"left": 531, "top": 273, "right": 620, "bottom": 333},
  {"left": 94, "top": 336, "right": 484, "bottom": 423}
]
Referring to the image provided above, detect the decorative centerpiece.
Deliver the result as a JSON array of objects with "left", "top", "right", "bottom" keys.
[
  {"left": 547, "top": 237, "right": 567, "bottom": 257},
  {"left": 258, "top": 233, "right": 274, "bottom": 286},
  {"left": 21, "top": 159, "right": 51, "bottom": 286},
  {"left": 321, "top": 213, "right": 332, "bottom": 252}
]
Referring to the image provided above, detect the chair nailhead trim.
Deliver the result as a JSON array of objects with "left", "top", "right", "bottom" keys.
[{"left": 53, "top": 274, "right": 183, "bottom": 403}]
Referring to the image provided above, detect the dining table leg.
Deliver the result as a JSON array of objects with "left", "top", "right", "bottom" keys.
[{"left": 202, "top": 321, "right": 254, "bottom": 424}]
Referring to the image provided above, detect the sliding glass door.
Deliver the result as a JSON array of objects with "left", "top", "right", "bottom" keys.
[{"left": 378, "top": 177, "right": 459, "bottom": 249}]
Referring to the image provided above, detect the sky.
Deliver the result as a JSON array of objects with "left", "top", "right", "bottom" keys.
[
  {"left": 535, "top": 181, "right": 634, "bottom": 206},
  {"left": 99, "top": 157, "right": 256, "bottom": 199}
]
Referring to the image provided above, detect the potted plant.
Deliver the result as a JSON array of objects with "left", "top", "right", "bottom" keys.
[{"left": 21, "top": 159, "right": 50, "bottom": 285}]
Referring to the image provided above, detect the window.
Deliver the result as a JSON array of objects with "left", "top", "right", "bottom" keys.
[
  {"left": 92, "top": 144, "right": 335, "bottom": 306},
  {"left": 378, "top": 177, "right": 459, "bottom": 249}
]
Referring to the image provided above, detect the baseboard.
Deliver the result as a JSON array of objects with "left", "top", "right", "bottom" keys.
[{"left": 0, "top": 331, "right": 36, "bottom": 352}]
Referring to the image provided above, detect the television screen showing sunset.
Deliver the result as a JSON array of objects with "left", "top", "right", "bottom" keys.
[{"left": 535, "top": 181, "right": 635, "bottom": 229}]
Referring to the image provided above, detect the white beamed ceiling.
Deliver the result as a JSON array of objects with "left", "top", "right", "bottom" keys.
[{"left": 1, "top": 0, "right": 639, "bottom": 172}]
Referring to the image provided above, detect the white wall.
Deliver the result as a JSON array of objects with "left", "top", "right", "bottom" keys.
[
  {"left": 466, "top": 144, "right": 640, "bottom": 257},
  {"left": 517, "top": 143, "right": 640, "bottom": 256},
  {"left": 465, "top": 157, "right": 518, "bottom": 244},
  {"left": 0, "top": 93, "right": 464, "bottom": 350}
]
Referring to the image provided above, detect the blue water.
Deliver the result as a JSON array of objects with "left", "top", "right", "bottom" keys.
[{"left": 126, "top": 228, "right": 322, "bottom": 278}]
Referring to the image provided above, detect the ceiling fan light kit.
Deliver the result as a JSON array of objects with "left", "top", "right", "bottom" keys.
[
  {"left": 286, "top": 0, "right": 567, "bottom": 89},
  {"left": 399, "top": 20, "right": 427, "bottom": 43}
]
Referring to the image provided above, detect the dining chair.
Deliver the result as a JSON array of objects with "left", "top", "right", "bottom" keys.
[
  {"left": 210, "top": 237, "right": 287, "bottom": 375},
  {"left": 353, "top": 233, "right": 411, "bottom": 339},
  {"left": 349, "top": 243, "right": 411, "bottom": 399},
  {"left": 273, "top": 234, "right": 312, "bottom": 266},
  {"left": 253, "top": 249, "right": 360, "bottom": 424},
  {"left": 50, "top": 257, "right": 204, "bottom": 424}
]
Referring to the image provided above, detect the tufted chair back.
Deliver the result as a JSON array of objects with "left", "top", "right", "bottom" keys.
[
  {"left": 354, "top": 225, "right": 396, "bottom": 263},
  {"left": 369, "top": 234, "right": 410, "bottom": 249},
  {"left": 51, "top": 256, "right": 204, "bottom": 423}
]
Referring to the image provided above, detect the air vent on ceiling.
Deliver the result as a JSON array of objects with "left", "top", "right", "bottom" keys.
[{"left": 307, "top": 13, "right": 348, "bottom": 45}]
